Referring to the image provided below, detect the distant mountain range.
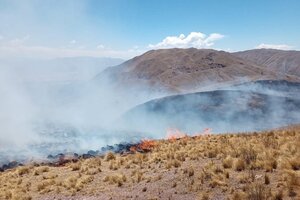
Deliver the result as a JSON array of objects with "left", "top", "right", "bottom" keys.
[
  {"left": 95, "top": 48, "right": 299, "bottom": 94},
  {"left": 234, "top": 49, "right": 300, "bottom": 78}
]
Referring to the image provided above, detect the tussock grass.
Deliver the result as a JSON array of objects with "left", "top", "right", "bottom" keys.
[{"left": 0, "top": 125, "right": 299, "bottom": 199}]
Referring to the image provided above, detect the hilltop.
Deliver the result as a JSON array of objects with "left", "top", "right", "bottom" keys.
[{"left": 95, "top": 48, "right": 292, "bottom": 93}]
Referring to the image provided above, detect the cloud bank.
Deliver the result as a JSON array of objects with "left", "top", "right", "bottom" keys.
[
  {"left": 148, "top": 32, "right": 224, "bottom": 49},
  {"left": 256, "top": 43, "right": 294, "bottom": 50}
]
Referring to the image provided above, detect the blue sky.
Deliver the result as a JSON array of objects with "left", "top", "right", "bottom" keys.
[{"left": 0, "top": 0, "right": 299, "bottom": 59}]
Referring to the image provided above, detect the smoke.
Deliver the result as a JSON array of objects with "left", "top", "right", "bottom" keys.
[
  {"left": 0, "top": 58, "right": 167, "bottom": 164},
  {"left": 0, "top": 67, "right": 39, "bottom": 149},
  {"left": 119, "top": 80, "right": 300, "bottom": 136},
  {"left": 0, "top": 56, "right": 300, "bottom": 166}
]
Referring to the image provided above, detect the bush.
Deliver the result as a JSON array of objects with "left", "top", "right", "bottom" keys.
[
  {"left": 223, "top": 156, "right": 233, "bottom": 169},
  {"left": 234, "top": 159, "right": 246, "bottom": 171},
  {"left": 105, "top": 152, "right": 116, "bottom": 161}
]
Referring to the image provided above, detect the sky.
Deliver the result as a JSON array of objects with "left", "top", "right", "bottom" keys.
[{"left": 0, "top": 0, "right": 299, "bottom": 59}]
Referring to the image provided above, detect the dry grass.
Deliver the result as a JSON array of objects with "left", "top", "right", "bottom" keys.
[{"left": 0, "top": 125, "right": 299, "bottom": 199}]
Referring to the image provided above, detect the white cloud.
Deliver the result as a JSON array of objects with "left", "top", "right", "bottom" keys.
[
  {"left": 148, "top": 32, "right": 224, "bottom": 49},
  {"left": 0, "top": 35, "right": 3, "bottom": 40},
  {"left": 255, "top": 43, "right": 294, "bottom": 50}
]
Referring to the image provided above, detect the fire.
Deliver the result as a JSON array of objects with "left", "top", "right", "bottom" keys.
[
  {"left": 130, "top": 139, "right": 157, "bottom": 153},
  {"left": 166, "top": 127, "right": 212, "bottom": 141},
  {"left": 193, "top": 128, "right": 212, "bottom": 136},
  {"left": 130, "top": 128, "right": 212, "bottom": 153},
  {"left": 166, "top": 128, "right": 187, "bottom": 141}
]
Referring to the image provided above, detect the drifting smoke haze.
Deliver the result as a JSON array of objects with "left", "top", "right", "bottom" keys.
[
  {"left": 0, "top": 1, "right": 300, "bottom": 167},
  {"left": 0, "top": 68, "right": 38, "bottom": 148},
  {"left": 121, "top": 85, "right": 300, "bottom": 135},
  {"left": 0, "top": 58, "right": 169, "bottom": 164},
  {"left": 1, "top": 47, "right": 300, "bottom": 167},
  {"left": 0, "top": 51, "right": 299, "bottom": 165}
]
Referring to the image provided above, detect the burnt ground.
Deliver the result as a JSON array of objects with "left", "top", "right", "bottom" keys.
[{"left": 122, "top": 89, "right": 300, "bottom": 133}]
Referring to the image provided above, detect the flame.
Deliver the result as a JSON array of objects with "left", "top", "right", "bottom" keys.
[
  {"left": 130, "top": 139, "right": 157, "bottom": 153},
  {"left": 166, "top": 127, "right": 212, "bottom": 141},
  {"left": 130, "top": 128, "right": 212, "bottom": 153},
  {"left": 166, "top": 128, "right": 187, "bottom": 141},
  {"left": 193, "top": 128, "right": 212, "bottom": 136}
]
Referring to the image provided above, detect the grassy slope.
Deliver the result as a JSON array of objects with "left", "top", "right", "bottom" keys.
[{"left": 0, "top": 126, "right": 300, "bottom": 200}]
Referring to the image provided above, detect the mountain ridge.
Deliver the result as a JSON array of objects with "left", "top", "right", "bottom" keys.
[
  {"left": 234, "top": 48, "right": 300, "bottom": 78},
  {"left": 95, "top": 48, "right": 298, "bottom": 94}
]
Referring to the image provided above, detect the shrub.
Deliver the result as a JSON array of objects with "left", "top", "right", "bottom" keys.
[
  {"left": 37, "top": 179, "right": 55, "bottom": 192},
  {"left": 70, "top": 162, "right": 81, "bottom": 171},
  {"left": 289, "top": 157, "right": 300, "bottom": 170},
  {"left": 17, "top": 167, "right": 30, "bottom": 176},
  {"left": 34, "top": 166, "right": 49, "bottom": 175},
  {"left": 246, "top": 183, "right": 270, "bottom": 200},
  {"left": 200, "top": 193, "right": 209, "bottom": 200},
  {"left": 105, "top": 152, "right": 116, "bottom": 161},
  {"left": 234, "top": 159, "right": 246, "bottom": 171},
  {"left": 223, "top": 156, "right": 233, "bottom": 169},
  {"left": 240, "top": 145, "right": 257, "bottom": 164},
  {"left": 104, "top": 174, "right": 126, "bottom": 187},
  {"left": 166, "top": 159, "right": 181, "bottom": 169}
]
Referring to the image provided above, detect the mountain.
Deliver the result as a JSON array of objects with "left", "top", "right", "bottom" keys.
[
  {"left": 95, "top": 48, "right": 293, "bottom": 94},
  {"left": 234, "top": 49, "right": 300, "bottom": 78}
]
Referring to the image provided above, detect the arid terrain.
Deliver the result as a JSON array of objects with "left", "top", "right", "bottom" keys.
[
  {"left": 95, "top": 48, "right": 300, "bottom": 94},
  {"left": 1, "top": 1, "right": 300, "bottom": 200},
  {"left": 1, "top": 125, "right": 299, "bottom": 200},
  {"left": 234, "top": 49, "right": 300, "bottom": 78}
]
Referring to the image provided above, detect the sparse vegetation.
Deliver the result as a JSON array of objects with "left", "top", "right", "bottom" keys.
[
  {"left": 105, "top": 152, "right": 116, "bottom": 161},
  {"left": 0, "top": 125, "right": 299, "bottom": 199},
  {"left": 234, "top": 158, "right": 246, "bottom": 171}
]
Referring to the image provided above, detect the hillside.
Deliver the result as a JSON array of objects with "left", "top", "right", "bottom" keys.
[
  {"left": 234, "top": 49, "right": 300, "bottom": 78},
  {"left": 121, "top": 89, "right": 300, "bottom": 134},
  {"left": 95, "top": 48, "right": 286, "bottom": 93},
  {"left": 0, "top": 126, "right": 299, "bottom": 199}
]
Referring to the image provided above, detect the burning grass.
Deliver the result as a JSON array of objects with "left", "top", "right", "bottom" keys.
[{"left": 0, "top": 125, "right": 299, "bottom": 199}]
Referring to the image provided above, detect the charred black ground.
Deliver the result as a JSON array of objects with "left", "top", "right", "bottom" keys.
[{"left": 122, "top": 81, "right": 300, "bottom": 133}]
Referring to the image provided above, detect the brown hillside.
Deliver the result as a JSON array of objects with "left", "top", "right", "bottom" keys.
[
  {"left": 95, "top": 48, "right": 286, "bottom": 93},
  {"left": 234, "top": 49, "right": 300, "bottom": 78}
]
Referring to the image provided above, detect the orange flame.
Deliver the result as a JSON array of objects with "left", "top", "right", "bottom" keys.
[
  {"left": 193, "top": 128, "right": 212, "bottom": 136},
  {"left": 130, "top": 139, "right": 157, "bottom": 153},
  {"left": 166, "top": 128, "right": 187, "bottom": 141},
  {"left": 166, "top": 127, "right": 213, "bottom": 141}
]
